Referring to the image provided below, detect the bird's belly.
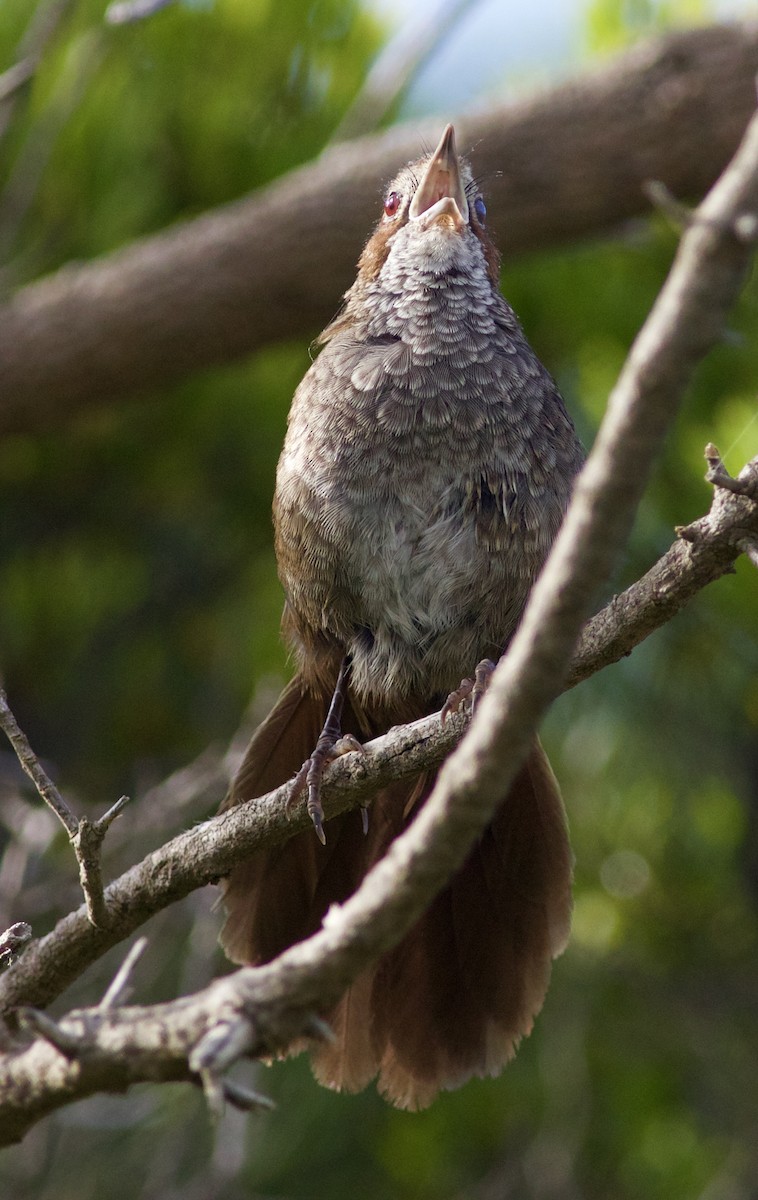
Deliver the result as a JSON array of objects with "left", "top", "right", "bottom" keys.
[
  {"left": 276, "top": 442, "right": 537, "bottom": 705},
  {"left": 355, "top": 500, "right": 478, "bottom": 637},
  {"left": 331, "top": 492, "right": 526, "bottom": 704}
]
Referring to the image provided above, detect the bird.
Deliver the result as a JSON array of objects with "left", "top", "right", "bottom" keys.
[{"left": 218, "top": 124, "right": 584, "bottom": 1110}]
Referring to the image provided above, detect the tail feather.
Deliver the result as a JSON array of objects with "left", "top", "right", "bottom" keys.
[
  {"left": 219, "top": 673, "right": 572, "bottom": 1109},
  {"left": 311, "top": 967, "right": 379, "bottom": 1095},
  {"left": 219, "top": 675, "right": 329, "bottom": 965},
  {"left": 219, "top": 674, "right": 402, "bottom": 965},
  {"left": 363, "top": 745, "right": 571, "bottom": 1109}
]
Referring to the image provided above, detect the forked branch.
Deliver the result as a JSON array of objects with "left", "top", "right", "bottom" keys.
[{"left": 0, "top": 98, "right": 757, "bottom": 1145}]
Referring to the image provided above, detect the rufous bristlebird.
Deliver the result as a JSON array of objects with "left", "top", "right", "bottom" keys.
[{"left": 219, "top": 125, "right": 584, "bottom": 1110}]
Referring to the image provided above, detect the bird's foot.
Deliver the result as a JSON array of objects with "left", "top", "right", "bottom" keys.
[
  {"left": 288, "top": 659, "right": 365, "bottom": 844},
  {"left": 441, "top": 658, "right": 496, "bottom": 724},
  {"left": 289, "top": 732, "right": 364, "bottom": 845}
]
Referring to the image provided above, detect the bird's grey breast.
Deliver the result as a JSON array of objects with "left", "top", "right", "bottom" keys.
[{"left": 275, "top": 247, "right": 582, "bottom": 698}]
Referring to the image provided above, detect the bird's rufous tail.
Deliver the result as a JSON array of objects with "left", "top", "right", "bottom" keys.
[{"left": 219, "top": 673, "right": 572, "bottom": 1110}]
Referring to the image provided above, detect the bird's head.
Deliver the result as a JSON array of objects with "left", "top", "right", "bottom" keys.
[{"left": 356, "top": 124, "right": 500, "bottom": 288}]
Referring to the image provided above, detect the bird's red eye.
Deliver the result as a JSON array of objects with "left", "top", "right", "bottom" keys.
[{"left": 384, "top": 191, "right": 401, "bottom": 217}]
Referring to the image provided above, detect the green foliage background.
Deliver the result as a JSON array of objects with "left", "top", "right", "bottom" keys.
[{"left": 0, "top": 1, "right": 756, "bottom": 1197}]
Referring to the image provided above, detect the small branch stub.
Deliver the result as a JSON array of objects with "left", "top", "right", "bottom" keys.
[
  {"left": 0, "top": 923, "right": 32, "bottom": 968},
  {"left": 98, "top": 937, "right": 147, "bottom": 1010},
  {"left": 705, "top": 441, "right": 758, "bottom": 499},
  {"left": 17, "top": 1008, "right": 82, "bottom": 1059},
  {"left": 190, "top": 1013, "right": 260, "bottom": 1121},
  {"left": 644, "top": 179, "right": 694, "bottom": 230},
  {"left": 220, "top": 1077, "right": 276, "bottom": 1114}
]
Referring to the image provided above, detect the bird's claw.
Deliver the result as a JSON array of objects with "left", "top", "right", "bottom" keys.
[
  {"left": 332, "top": 733, "right": 363, "bottom": 756},
  {"left": 441, "top": 677, "right": 473, "bottom": 724},
  {"left": 441, "top": 658, "right": 496, "bottom": 724},
  {"left": 288, "top": 729, "right": 366, "bottom": 844}
]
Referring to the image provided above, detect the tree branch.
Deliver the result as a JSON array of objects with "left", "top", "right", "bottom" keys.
[
  {"left": 568, "top": 448, "right": 758, "bottom": 687},
  {"left": 0, "top": 447, "right": 755, "bottom": 1020},
  {"left": 1, "top": 22, "right": 758, "bottom": 431},
  {"left": 0, "top": 923, "right": 32, "bottom": 969},
  {"left": 0, "top": 690, "right": 79, "bottom": 837},
  {"left": 1, "top": 97, "right": 757, "bottom": 1140},
  {"left": 0, "top": 690, "right": 130, "bottom": 928}
]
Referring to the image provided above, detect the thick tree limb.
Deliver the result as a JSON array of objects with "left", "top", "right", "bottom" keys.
[
  {"left": 0, "top": 451, "right": 755, "bottom": 1021},
  {"left": 1, "top": 22, "right": 758, "bottom": 431},
  {"left": 1, "top": 98, "right": 757, "bottom": 1143}
]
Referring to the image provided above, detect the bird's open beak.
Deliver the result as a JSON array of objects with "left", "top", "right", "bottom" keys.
[{"left": 408, "top": 124, "right": 468, "bottom": 228}]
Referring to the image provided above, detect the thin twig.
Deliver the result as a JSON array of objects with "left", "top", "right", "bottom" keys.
[
  {"left": 738, "top": 538, "right": 758, "bottom": 569},
  {"left": 95, "top": 795, "right": 130, "bottom": 834},
  {"left": 0, "top": 0, "right": 74, "bottom": 143},
  {"left": 0, "top": 61, "right": 36, "bottom": 106},
  {"left": 643, "top": 179, "right": 695, "bottom": 230},
  {"left": 16, "top": 1006, "right": 81, "bottom": 1058},
  {"left": 105, "top": 0, "right": 176, "bottom": 25},
  {"left": 98, "top": 937, "right": 147, "bottom": 1010},
  {"left": 569, "top": 450, "right": 758, "bottom": 686},
  {"left": 0, "top": 28, "right": 106, "bottom": 276},
  {"left": 0, "top": 690, "right": 78, "bottom": 836},
  {"left": 219, "top": 1077, "right": 275, "bottom": 1114},
  {"left": 0, "top": 689, "right": 128, "bottom": 929}
]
